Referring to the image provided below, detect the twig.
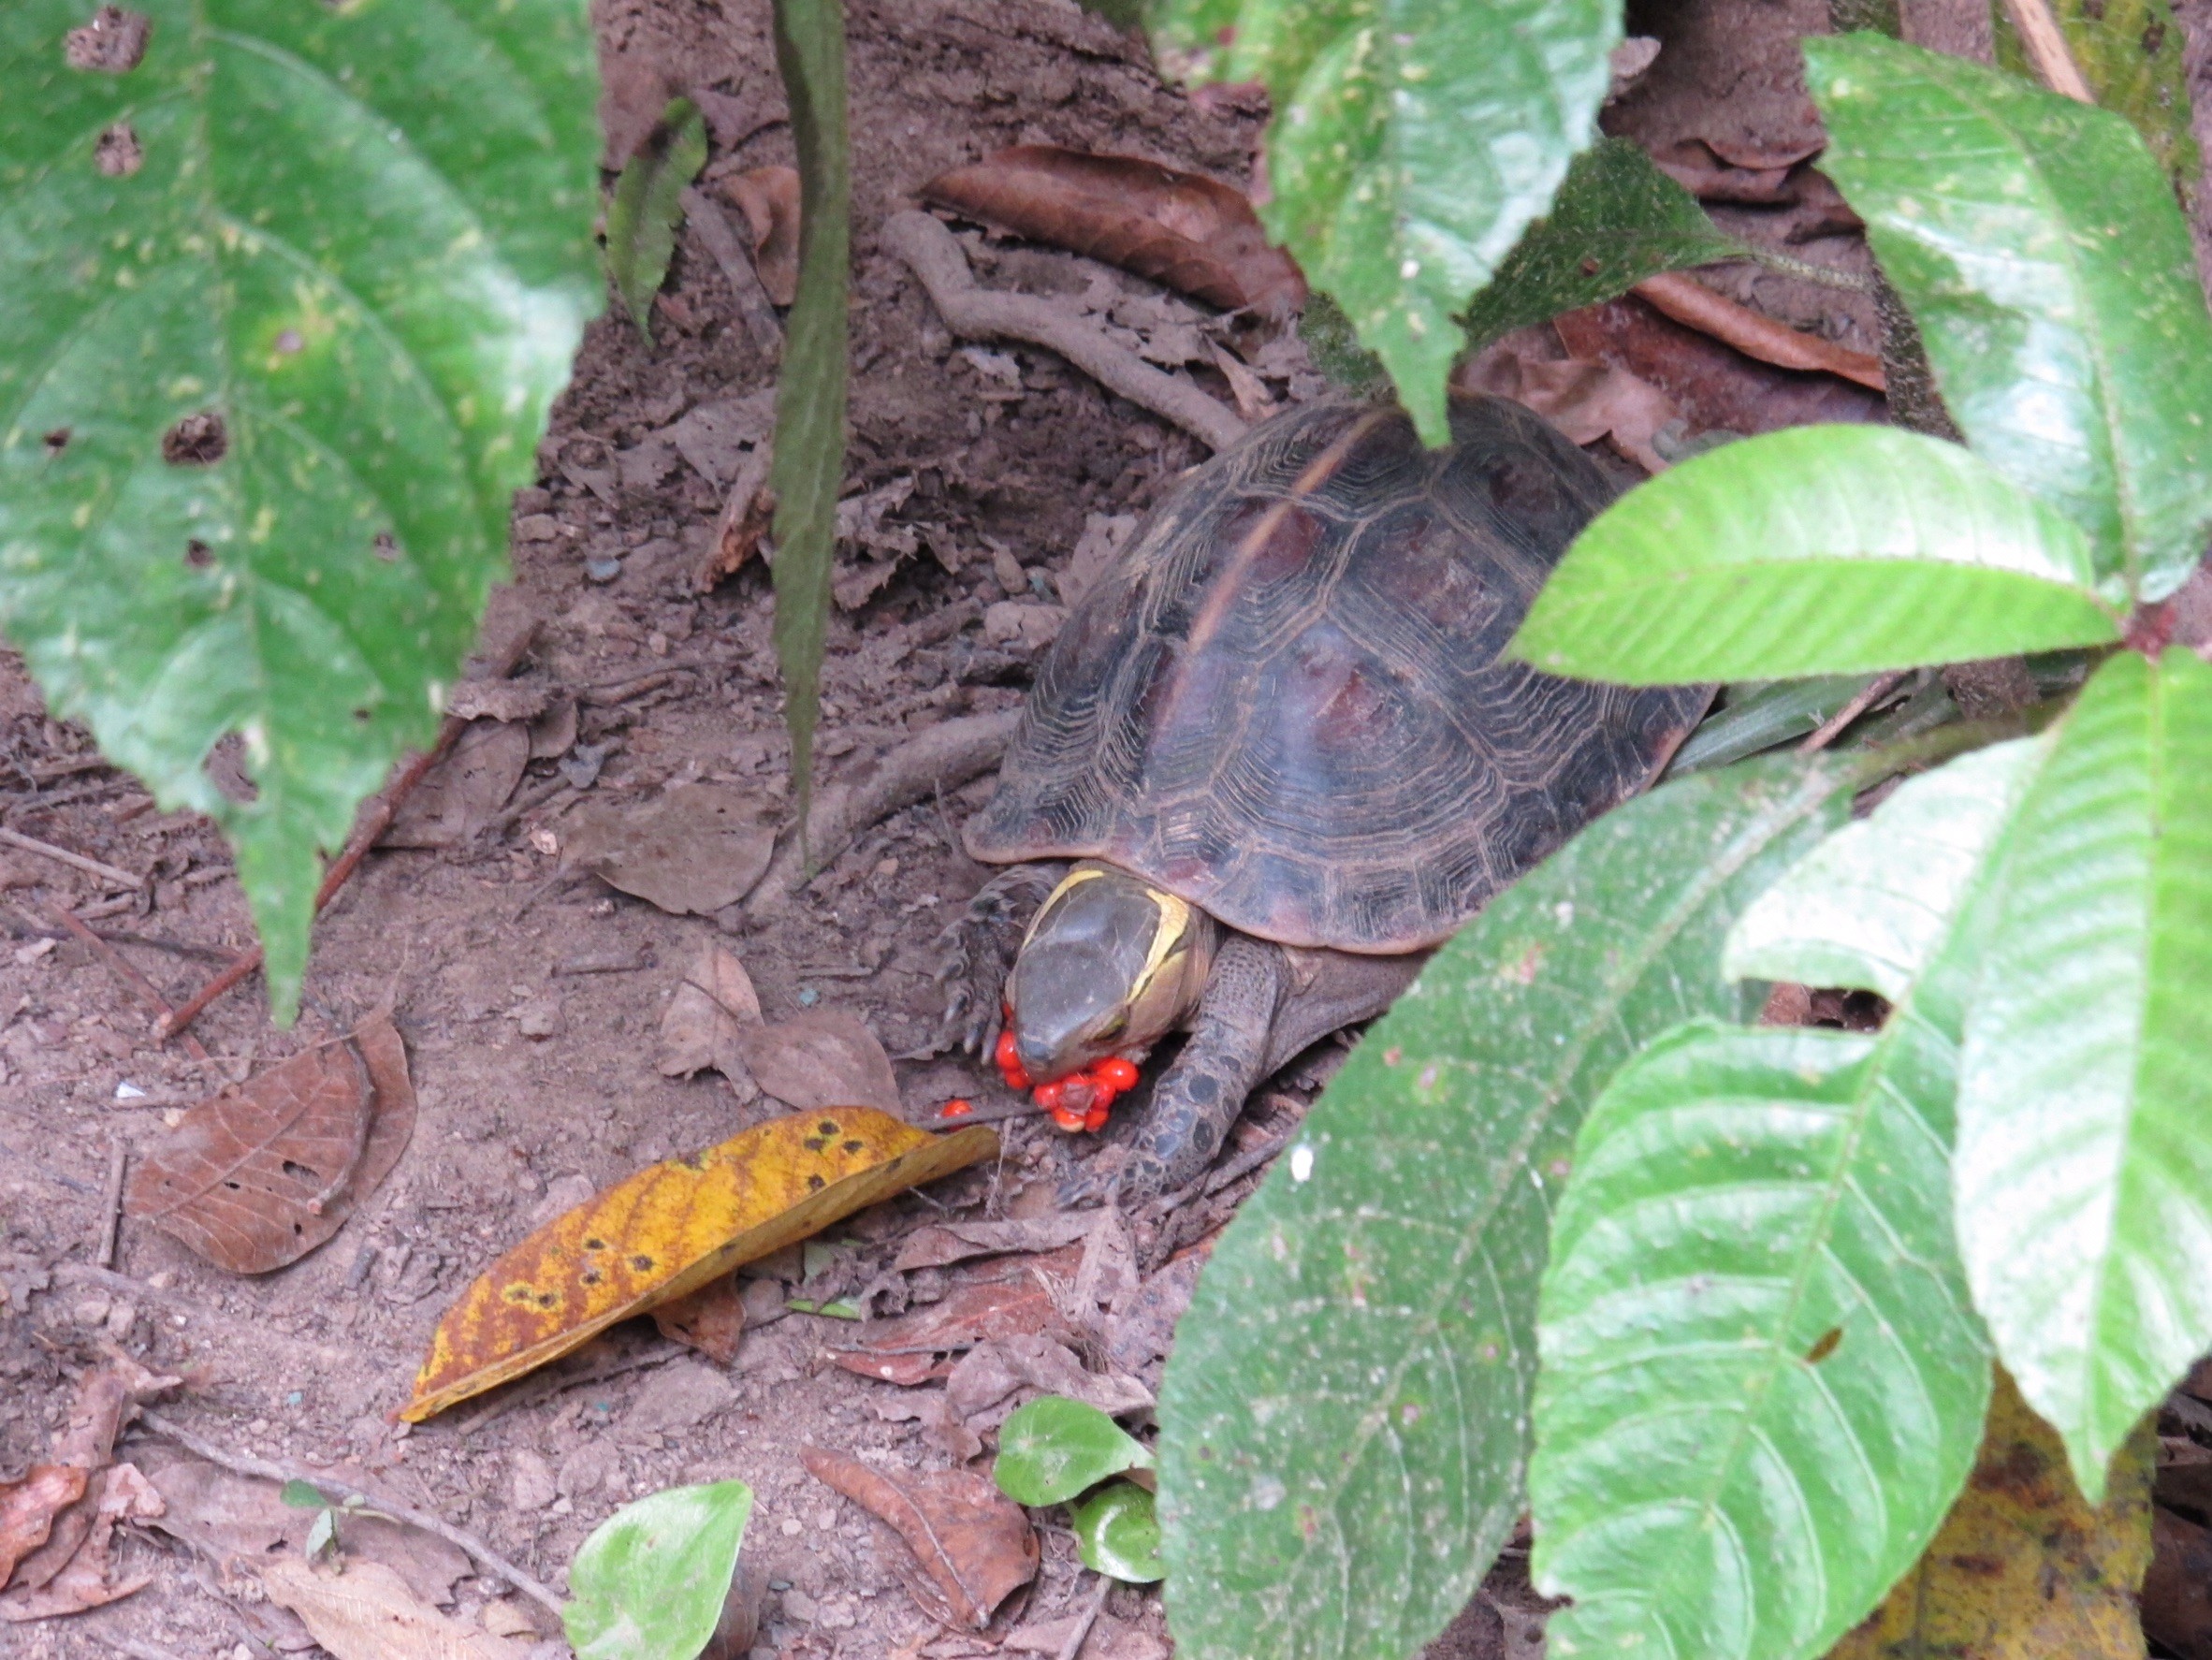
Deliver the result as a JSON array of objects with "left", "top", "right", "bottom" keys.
[
  {"left": 2000, "top": 0, "right": 2095, "bottom": 101},
  {"left": 681, "top": 184, "right": 786, "bottom": 357},
  {"left": 747, "top": 707, "right": 1022, "bottom": 913},
  {"left": 0, "top": 825, "right": 142, "bottom": 890},
  {"left": 50, "top": 903, "right": 211, "bottom": 1062},
  {"left": 95, "top": 1135, "right": 127, "bottom": 1268},
  {"left": 1736, "top": 246, "right": 1875, "bottom": 294},
  {"left": 1056, "top": 1576, "right": 1113, "bottom": 1660},
  {"left": 96, "top": 1638, "right": 191, "bottom": 1660},
  {"left": 133, "top": 1407, "right": 567, "bottom": 1620},
  {"left": 886, "top": 211, "right": 1249, "bottom": 454},
  {"left": 1797, "top": 669, "right": 1909, "bottom": 755},
  {"left": 1633, "top": 271, "right": 1887, "bottom": 391}
]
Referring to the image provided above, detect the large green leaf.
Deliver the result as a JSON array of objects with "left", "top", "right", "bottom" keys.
[
  {"left": 1462, "top": 138, "right": 1742, "bottom": 355},
  {"left": 768, "top": 0, "right": 850, "bottom": 841},
  {"left": 564, "top": 1480, "right": 755, "bottom": 1660},
  {"left": 0, "top": 0, "right": 599, "bottom": 1020},
  {"left": 1157, "top": 754, "right": 1863, "bottom": 1660},
  {"left": 1808, "top": 35, "right": 2212, "bottom": 603},
  {"left": 1531, "top": 1021, "right": 1990, "bottom": 1660},
  {"left": 1953, "top": 648, "right": 2212, "bottom": 1498},
  {"left": 1506, "top": 424, "right": 2122, "bottom": 684},
  {"left": 1991, "top": 0, "right": 2200, "bottom": 207},
  {"left": 1196, "top": 0, "right": 1619, "bottom": 444}
]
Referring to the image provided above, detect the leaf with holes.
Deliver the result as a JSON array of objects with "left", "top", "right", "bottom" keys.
[
  {"left": 1953, "top": 648, "right": 2212, "bottom": 1498},
  {"left": 604, "top": 96, "right": 706, "bottom": 339},
  {"left": 1507, "top": 424, "right": 2122, "bottom": 683},
  {"left": 0, "top": 1, "right": 600, "bottom": 1021},
  {"left": 1157, "top": 753, "right": 1865, "bottom": 1660},
  {"left": 1809, "top": 35, "right": 2212, "bottom": 602}
]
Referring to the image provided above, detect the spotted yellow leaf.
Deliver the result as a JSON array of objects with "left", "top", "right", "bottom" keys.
[{"left": 402, "top": 1107, "right": 997, "bottom": 1420}]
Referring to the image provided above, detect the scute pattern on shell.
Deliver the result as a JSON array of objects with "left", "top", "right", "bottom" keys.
[{"left": 965, "top": 395, "right": 1712, "bottom": 952}]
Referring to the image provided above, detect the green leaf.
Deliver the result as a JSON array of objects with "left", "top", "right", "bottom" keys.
[
  {"left": 604, "top": 97, "right": 707, "bottom": 340},
  {"left": 1074, "top": 1482, "right": 1166, "bottom": 1582},
  {"left": 1146, "top": 0, "right": 1242, "bottom": 79},
  {"left": 1506, "top": 424, "right": 2122, "bottom": 684},
  {"left": 1223, "top": 0, "right": 1621, "bottom": 444},
  {"left": 1724, "top": 737, "right": 2045, "bottom": 1001},
  {"left": 563, "top": 1480, "right": 755, "bottom": 1660},
  {"left": 768, "top": 0, "right": 850, "bottom": 844},
  {"left": 1462, "top": 138, "right": 1742, "bottom": 355},
  {"left": 1807, "top": 34, "right": 2212, "bottom": 603},
  {"left": 1953, "top": 648, "right": 2212, "bottom": 1499},
  {"left": 279, "top": 1478, "right": 333, "bottom": 1511},
  {"left": 1991, "top": 0, "right": 2200, "bottom": 207},
  {"left": 1157, "top": 754, "right": 1863, "bottom": 1660},
  {"left": 997, "top": 1396, "right": 1157, "bottom": 1507},
  {"left": 0, "top": 0, "right": 599, "bottom": 1022},
  {"left": 1297, "top": 292, "right": 1388, "bottom": 396},
  {"left": 1668, "top": 677, "right": 1886, "bottom": 776},
  {"left": 1532, "top": 1019, "right": 1991, "bottom": 1660}
]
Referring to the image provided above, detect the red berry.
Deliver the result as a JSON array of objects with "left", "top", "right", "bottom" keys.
[
  {"left": 1084, "top": 1104, "right": 1110, "bottom": 1132},
  {"left": 1033, "top": 1080, "right": 1066, "bottom": 1112},
  {"left": 1097, "top": 1057, "right": 1139, "bottom": 1090},
  {"left": 939, "top": 1099, "right": 973, "bottom": 1118},
  {"left": 1050, "top": 1105, "right": 1086, "bottom": 1132}
]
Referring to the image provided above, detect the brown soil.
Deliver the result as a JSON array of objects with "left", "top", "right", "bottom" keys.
[{"left": 8, "top": 1, "right": 2212, "bottom": 1658}]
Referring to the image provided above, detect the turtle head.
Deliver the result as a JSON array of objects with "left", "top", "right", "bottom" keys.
[{"left": 1006, "top": 863, "right": 1217, "bottom": 1084}]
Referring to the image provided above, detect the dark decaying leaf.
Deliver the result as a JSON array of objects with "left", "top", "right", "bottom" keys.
[
  {"left": 768, "top": 0, "right": 851, "bottom": 852},
  {"left": 561, "top": 785, "right": 777, "bottom": 916},
  {"left": 125, "top": 1015, "right": 415, "bottom": 1274},
  {"left": 735, "top": 1007, "right": 900, "bottom": 1113},
  {"left": 800, "top": 1446, "right": 1038, "bottom": 1628},
  {"left": 651, "top": 1274, "right": 749, "bottom": 1364},
  {"left": 892, "top": 1214, "right": 1097, "bottom": 1272},
  {"left": 723, "top": 166, "right": 802, "bottom": 306},
  {"left": 827, "top": 1245, "right": 1086, "bottom": 1378},
  {"left": 921, "top": 146, "right": 1305, "bottom": 319},
  {"left": 605, "top": 96, "right": 710, "bottom": 339},
  {"left": 378, "top": 718, "right": 530, "bottom": 848}
]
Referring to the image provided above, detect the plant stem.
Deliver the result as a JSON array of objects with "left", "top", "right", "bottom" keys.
[{"left": 1997, "top": 0, "right": 2095, "bottom": 101}]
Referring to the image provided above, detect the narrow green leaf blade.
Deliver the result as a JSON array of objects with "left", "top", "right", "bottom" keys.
[
  {"left": 1954, "top": 648, "right": 2212, "bottom": 1498},
  {"left": 1991, "top": 0, "right": 2200, "bottom": 212},
  {"left": 1808, "top": 34, "right": 2212, "bottom": 601},
  {"left": 564, "top": 1480, "right": 755, "bottom": 1660},
  {"left": 0, "top": 0, "right": 600, "bottom": 1020},
  {"left": 1724, "top": 737, "right": 2045, "bottom": 1000},
  {"left": 769, "top": 0, "right": 850, "bottom": 843},
  {"left": 997, "top": 1397, "right": 1156, "bottom": 1507},
  {"left": 1463, "top": 138, "right": 1743, "bottom": 354},
  {"left": 1074, "top": 1482, "right": 1166, "bottom": 1583},
  {"left": 1532, "top": 1021, "right": 1990, "bottom": 1660},
  {"left": 1507, "top": 424, "right": 2121, "bottom": 683},
  {"left": 1247, "top": 0, "right": 1620, "bottom": 442},
  {"left": 604, "top": 98, "right": 707, "bottom": 339},
  {"left": 1158, "top": 755, "right": 1862, "bottom": 1660}
]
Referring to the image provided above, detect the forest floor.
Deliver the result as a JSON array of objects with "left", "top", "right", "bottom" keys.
[{"left": 7, "top": 0, "right": 2212, "bottom": 1657}]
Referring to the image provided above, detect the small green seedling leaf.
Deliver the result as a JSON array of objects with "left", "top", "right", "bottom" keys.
[
  {"left": 564, "top": 1479, "right": 755, "bottom": 1660},
  {"left": 303, "top": 1506, "right": 338, "bottom": 1564},
  {"left": 996, "top": 1396, "right": 1157, "bottom": 1507},
  {"left": 604, "top": 97, "right": 708, "bottom": 340},
  {"left": 1809, "top": 35, "right": 2212, "bottom": 602},
  {"left": 280, "top": 1480, "right": 333, "bottom": 1510},
  {"left": 784, "top": 1297, "right": 862, "bottom": 1319},
  {"left": 1462, "top": 138, "right": 1743, "bottom": 354},
  {"left": 1074, "top": 1482, "right": 1165, "bottom": 1583},
  {"left": 1508, "top": 424, "right": 2122, "bottom": 683}
]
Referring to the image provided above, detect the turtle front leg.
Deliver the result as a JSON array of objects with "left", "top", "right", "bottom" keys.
[
  {"left": 932, "top": 860, "right": 1069, "bottom": 1056},
  {"left": 1075, "top": 935, "right": 1288, "bottom": 1206}
]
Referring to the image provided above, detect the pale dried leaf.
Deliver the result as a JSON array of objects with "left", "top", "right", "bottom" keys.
[
  {"left": 799, "top": 1446, "right": 1038, "bottom": 1628},
  {"left": 381, "top": 721, "right": 531, "bottom": 848},
  {"left": 737, "top": 1009, "right": 900, "bottom": 1113},
  {"left": 562, "top": 785, "right": 778, "bottom": 915},
  {"left": 656, "top": 944, "right": 763, "bottom": 1085},
  {"left": 260, "top": 1556, "right": 528, "bottom": 1660},
  {"left": 893, "top": 1214, "right": 1096, "bottom": 1272},
  {"left": 724, "top": 166, "right": 801, "bottom": 304}
]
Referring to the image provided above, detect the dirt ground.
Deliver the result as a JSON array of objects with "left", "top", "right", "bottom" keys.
[{"left": 8, "top": 0, "right": 2212, "bottom": 1657}]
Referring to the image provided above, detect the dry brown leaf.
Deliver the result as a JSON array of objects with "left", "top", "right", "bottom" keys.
[
  {"left": 650, "top": 1274, "right": 749, "bottom": 1364},
  {"left": 599, "top": 56, "right": 675, "bottom": 170},
  {"left": 892, "top": 1215, "right": 1097, "bottom": 1273},
  {"left": 737, "top": 1008, "right": 900, "bottom": 1113},
  {"left": 800, "top": 1446, "right": 1038, "bottom": 1629},
  {"left": 1459, "top": 348, "right": 1681, "bottom": 474},
  {"left": 380, "top": 719, "right": 530, "bottom": 848},
  {"left": 922, "top": 145, "right": 1306, "bottom": 319},
  {"left": 723, "top": 166, "right": 800, "bottom": 304},
  {"left": 1830, "top": 1369, "right": 2153, "bottom": 1659},
  {"left": 1208, "top": 339, "right": 1276, "bottom": 421},
  {"left": 1631, "top": 271, "right": 1885, "bottom": 392},
  {"left": 2147, "top": 1504, "right": 2212, "bottom": 1660},
  {"left": 0, "top": 1463, "right": 162, "bottom": 1622},
  {"left": 403, "top": 1108, "right": 998, "bottom": 1420},
  {"left": 527, "top": 697, "right": 577, "bottom": 761},
  {"left": 0, "top": 1467, "right": 87, "bottom": 1589},
  {"left": 125, "top": 1015, "right": 415, "bottom": 1274},
  {"left": 259, "top": 1556, "right": 527, "bottom": 1660},
  {"left": 944, "top": 1332, "right": 1155, "bottom": 1430},
  {"left": 442, "top": 681, "right": 550, "bottom": 724},
  {"left": 1105, "top": 1250, "right": 1206, "bottom": 1373},
  {"left": 656, "top": 943, "right": 763, "bottom": 1085},
  {"left": 831, "top": 1245, "right": 1085, "bottom": 1362},
  {"left": 562, "top": 784, "right": 777, "bottom": 915}
]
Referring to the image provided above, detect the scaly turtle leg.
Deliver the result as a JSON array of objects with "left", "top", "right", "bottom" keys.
[{"left": 932, "top": 860, "right": 1068, "bottom": 1056}]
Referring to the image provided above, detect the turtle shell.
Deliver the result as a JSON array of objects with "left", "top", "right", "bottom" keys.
[{"left": 964, "top": 395, "right": 1710, "bottom": 953}]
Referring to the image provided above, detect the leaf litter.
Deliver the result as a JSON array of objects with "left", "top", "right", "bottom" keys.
[{"left": 800, "top": 1445, "right": 1038, "bottom": 1629}]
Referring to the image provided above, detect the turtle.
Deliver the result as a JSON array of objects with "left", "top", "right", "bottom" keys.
[{"left": 938, "top": 393, "right": 1710, "bottom": 1202}]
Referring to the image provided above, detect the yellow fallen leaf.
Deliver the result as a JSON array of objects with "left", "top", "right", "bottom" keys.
[
  {"left": 260, "top": 1557, "right": 527, "bottom": 1660},
  {"left": 1827, "top": 1368, "right": 2154, "bottom": 1659},
  {"left": 402, "top": 1107, "right": 997, "bottom": 1420}
]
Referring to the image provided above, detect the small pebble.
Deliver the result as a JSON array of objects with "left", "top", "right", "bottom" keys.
[
  {"left": 584, "top": 556, "right": 621, "bottom": 583},
  {"left": 796, "top": 986, "right": 820, "bottom": 1007},
  {"left": 779, "top": 1518, "right": 803, "bottom": 1536}
]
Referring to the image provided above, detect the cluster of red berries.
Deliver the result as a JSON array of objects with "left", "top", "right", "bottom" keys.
[{"left": 992, "top": 1019, "right": 1142, "bottom": 1133}]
